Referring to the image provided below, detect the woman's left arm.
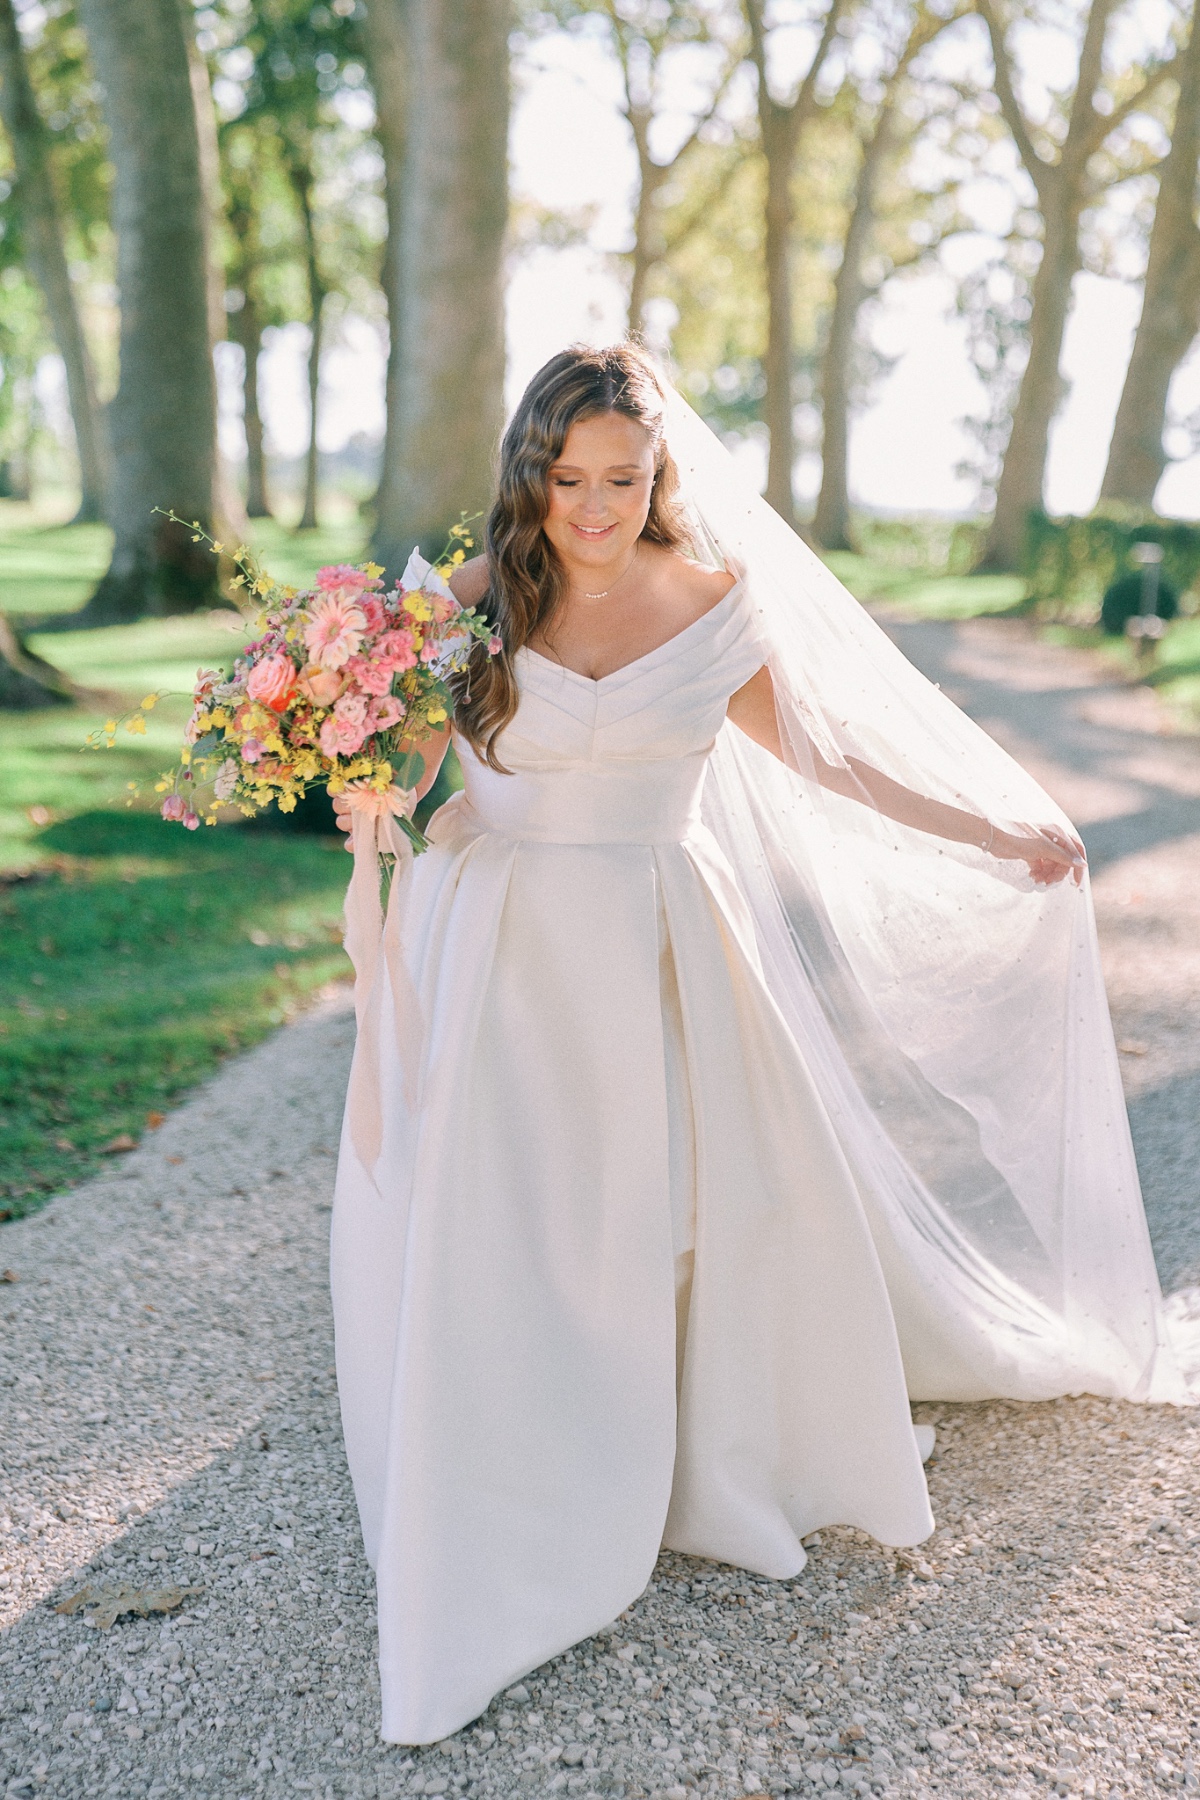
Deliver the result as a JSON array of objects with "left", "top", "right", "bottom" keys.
[{"left": 726, "top": 663, "right": 1086, "bottom": 888}]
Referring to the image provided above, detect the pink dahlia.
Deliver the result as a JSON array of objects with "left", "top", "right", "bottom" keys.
[{"left": 304, "top": 594, "right": 367, "bottom": 671}]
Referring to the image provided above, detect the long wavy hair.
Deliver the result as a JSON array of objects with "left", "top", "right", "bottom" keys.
[{"left": 450, "top": 344, "right": 694, "bottom": 770}]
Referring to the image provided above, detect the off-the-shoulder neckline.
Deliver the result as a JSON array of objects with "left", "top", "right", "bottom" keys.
[{"left": 517, "top": 576, "right": 745, "bottom": 688}]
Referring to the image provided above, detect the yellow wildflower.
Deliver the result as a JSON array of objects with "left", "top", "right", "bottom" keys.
[
  {"left": 141, "top": 694, "right": 158, "bottom": 711},
  {"left": 427, "top": 706, "right": 447, "bottom": 725},
  {"left": 125, "top": 716, "right": 147, "bottom": 736}
]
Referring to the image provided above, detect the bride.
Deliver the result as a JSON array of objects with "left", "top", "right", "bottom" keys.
[{"left": 330, "top": 343, "right": 1188, "bottom": 1747}]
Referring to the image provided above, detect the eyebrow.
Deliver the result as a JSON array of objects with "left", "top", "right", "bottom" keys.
[{"left": 549, "top": 462, "right": 646, "bottom": 473}]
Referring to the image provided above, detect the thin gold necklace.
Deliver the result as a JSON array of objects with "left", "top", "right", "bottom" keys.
[{"left": 574, "top": 543, "right": 639, "bottom": 601}]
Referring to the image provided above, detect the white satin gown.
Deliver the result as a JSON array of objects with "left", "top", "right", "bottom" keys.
[{"left": 330, "top": 581, "right": 934, "bottom": 1745}]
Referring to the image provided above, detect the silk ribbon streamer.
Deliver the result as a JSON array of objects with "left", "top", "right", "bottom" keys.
[{"left": 341, "top": 782, "right": 417, "bottom": 1182}]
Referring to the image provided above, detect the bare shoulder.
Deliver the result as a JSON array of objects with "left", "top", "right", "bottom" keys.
[
  {"left": 646, "top": 546, "right": 739, "bottom": 618},
  {"left": 448, "top": 554, "right": 490, "bottom": 608}
]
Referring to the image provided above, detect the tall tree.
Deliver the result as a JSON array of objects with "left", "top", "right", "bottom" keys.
[
  {"left": 554, "top": 0, "right": 745, "bottom": 333},
  {"left": 223, "top": 0, "right": 364, "bottom": 531},
  {"left": 1101, "top": 0, "right": 1200, "bottom": 509},
  {"left": 362, "top": 0, "right": 405, "bottom": 528},
  {"left": 225, "top": 152, "right": 274, "bottom": 518},
  {"left": 72, "top": 0, "right": 217, "bottom": 622},
  {"left": 813, "top": 1, "right": 964, "bottom": 549},
  {"left": 0, "top": 0, "right": 107, "bottom": 521},
  {"left": 745, "top": 0, "right": 845, "bottom": 529},
  {"left": 978, "top": 0, "right": 1182, "bottom": 569},
  {"left": 370, "top": 0, "right": 508, "bottom": 572}
]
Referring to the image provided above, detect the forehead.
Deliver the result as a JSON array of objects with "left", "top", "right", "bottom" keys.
[{"left": 553, "top": 411, "right": 654, "bottom": 467}]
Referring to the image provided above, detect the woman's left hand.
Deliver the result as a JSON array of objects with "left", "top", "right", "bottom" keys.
[{"left": 991, "top": 823, "right": 1087, "bottom": 887}]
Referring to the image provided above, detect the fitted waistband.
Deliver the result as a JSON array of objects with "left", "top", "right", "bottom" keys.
[{"left": 461, "top": 757, "right": 707, "bottom": 845}]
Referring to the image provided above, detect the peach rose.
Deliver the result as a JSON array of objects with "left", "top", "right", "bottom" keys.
[
  {"left": 246, "top": 652, "right": 298, "bottom": 713},
  {"left": 297, "top": 665, "right": 344, "bottom": 707}
]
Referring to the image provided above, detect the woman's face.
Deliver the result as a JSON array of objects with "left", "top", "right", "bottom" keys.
[{"left": 542, "top": 411, "right": 656, "bottom": 576}]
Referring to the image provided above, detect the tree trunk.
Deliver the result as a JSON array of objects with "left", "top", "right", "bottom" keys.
[
  {"left": 0, "top": 615, "right": 76, "bottom": 709},
  {"left": 288, "top": 152, "right": 324, "bottom": 533},
  {"left": 362, "top": 0, "right": 406, "bottom": 531},
  {"left": 236, "top": 290, "right": 271, "bottom": 518},
  {"left": 746, "top": 0, "right": 843, "bottom": 531},
  {"left": 0, "top": 0, "right": 108, "bottom": 523},
  {"left": 1100, "top": 0, "right": 1200, "bottom": 508},
  {"left": 72, "top": 0, "right": 218, "bottom": 624},
  {"left": 627, "top": 161, "right": 664, "bottom": 337},
  {"left": 370, "top": 0, "right": 508, "bottom": 574},
  {"left": 761, "top": 105, "right": 798, "bottom": 528},
  {"left": 813, "top": 97, "right": 895, "bottom": 551},
  {"left": 181, "top": 0, "right": 247, "bottom": 541},
  {"left": 982, "top": 196, "right": 1081, "bottom": 569}
]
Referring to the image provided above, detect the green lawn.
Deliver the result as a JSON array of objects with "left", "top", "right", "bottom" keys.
[
  {"left": 0, "top": 810, "right": 351, "bottom": 1218},
  {"left": 0, "top": 502, "right": 371, "bottom": 1216}
]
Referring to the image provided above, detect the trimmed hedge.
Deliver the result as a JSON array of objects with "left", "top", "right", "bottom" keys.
[{"left": 1023, "top": 509, "right": 1200, "bottom": 622}]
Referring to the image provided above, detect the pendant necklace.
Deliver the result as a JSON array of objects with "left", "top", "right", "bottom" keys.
[{"left": 575, "top": 543, "right": 639, "bottom": 601}]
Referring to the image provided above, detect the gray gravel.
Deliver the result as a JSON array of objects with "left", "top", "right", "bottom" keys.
[{"left": 2, "top": 615, "right": 1199, "bottom": 1800}]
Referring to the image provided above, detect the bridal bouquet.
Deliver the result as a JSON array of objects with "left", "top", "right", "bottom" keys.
[{"left": 146, "top": 528, "right": 498, "bottom": 852}]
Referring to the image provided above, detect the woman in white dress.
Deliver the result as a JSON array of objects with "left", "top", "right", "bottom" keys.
[{"left": 331, "top": 345, "right": 1190, "bottom": 1747}]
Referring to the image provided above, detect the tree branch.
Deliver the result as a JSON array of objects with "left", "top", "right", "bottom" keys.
[{"left": 975, "top": 0, "right": 1053, "bottom": 198}]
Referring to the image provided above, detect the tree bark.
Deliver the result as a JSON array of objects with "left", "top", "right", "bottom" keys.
[
  {"left": 0, "top": 0, "right": 108, "bottom": 522},
  {"left": 287, "top": 150, "right": 325, "bottom": 532},
  {"left": 746, "top": 0, "right": 843, "bottom": 531},
  {"left": 370, "top": 0, "right": 508, "bottom": 573},
  {"left": 813, "top": 96, "right": 896, "bottom": 551},
  {"left": 362, "top": 0, "right": 406, "bottom": 529},
  {"left": 181, "top": 0, "right": 247, "bottom": 541},
  {"left": 1101, "top": 0, "right": 1200, "bottom": 508},
  {"left": 983, "top": 195, "right": 1082, "bottom": 569},
  {"left": 72, "top": 0, "right": 218, "bottom": 624},
  {"left": 234, "top": 287, "right": 271, "bottom": 518}
]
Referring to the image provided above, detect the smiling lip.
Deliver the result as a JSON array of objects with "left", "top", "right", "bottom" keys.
[{"left": 570, "top": 521, "right": 618, "bottom": 539}]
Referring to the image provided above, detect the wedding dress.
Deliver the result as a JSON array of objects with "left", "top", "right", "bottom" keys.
[
  {"left": 331, "top": 388, "right": 1196, "bottom": 1746},
  {"left": 332, "top": 582, "right": 933, "bottom": 1744}
]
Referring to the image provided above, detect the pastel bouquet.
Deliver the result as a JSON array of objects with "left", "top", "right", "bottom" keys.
[{"left": 152, "top": 528, "right": 498, "bottom": 853}]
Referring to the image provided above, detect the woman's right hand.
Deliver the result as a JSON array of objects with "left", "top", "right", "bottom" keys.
[{"left": 332, "top": 792, "right": 354, "bottom": 852}]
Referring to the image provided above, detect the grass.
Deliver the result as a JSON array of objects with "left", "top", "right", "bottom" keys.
[
  {"left": 0, "top": 499, "right": 372, "bottom": 1216},
  {"left": 0, "top": 809, "right": 351, "bottom": 1219},
  {"left": 826, "top": 552, "right": 1029, "bottom": 619}
]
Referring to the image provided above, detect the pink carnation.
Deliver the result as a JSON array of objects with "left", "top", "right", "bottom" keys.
[
  {"left": 376, "top": 628, "right": 418, "bottom": 671},
  {"left": 304, "top": 594, "right": 367, "bottom": 671},
  {"left": 334, "top": 691, "right": 369, "bottom": 727},
  {"left": 242, "top": 737, "right": 267, "bottom": 764},
  {"left": 315, "top": 564, "right": 379, "bottom": 595},
  {"left": 371, "top": 695, "right": 404, "bottom": 731},
  {"left": 344, "top": 654, "right": 395, "bottom": 698},
  {"left": 359, "top": 596, "right": 386, "bottom": 634},
  {"left": 319, "top": 713, "right": 369, "bottom": 758}
]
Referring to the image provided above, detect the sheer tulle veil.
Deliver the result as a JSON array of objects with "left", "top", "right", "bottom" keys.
[{"left": 660, "top": 381, "right": 1198, "bottom": 1405}]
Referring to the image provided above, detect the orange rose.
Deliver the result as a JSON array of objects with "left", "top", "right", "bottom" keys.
[{"left": 246, "top": 653, "right": 298, "bottom": 713}]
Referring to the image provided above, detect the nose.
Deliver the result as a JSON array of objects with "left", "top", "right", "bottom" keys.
[{"left": 574, "top": 480, "right": 610, "bottom": 518}]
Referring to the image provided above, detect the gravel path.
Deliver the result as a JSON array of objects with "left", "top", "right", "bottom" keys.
[{"left": 2, "top": 617, "right": 1198, "bottom": 1800}]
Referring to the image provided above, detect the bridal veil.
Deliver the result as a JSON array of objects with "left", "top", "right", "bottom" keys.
[{"left": 661, "top": 382, "right": 1196, "bottom": 1406}]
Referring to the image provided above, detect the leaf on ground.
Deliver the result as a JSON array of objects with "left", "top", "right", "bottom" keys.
[
  {"left": 0, "top": 1269, "right": 17, "bottom": 1283},
  {"left": 55, "top": 1581, "right": 203, "bottom": 1629},
  {"left": 99, "top": 1133, "right": 138, "bottom": 1154},
  {"left": 145, "top": 1111, "right": 165, "bottom": 1129}
]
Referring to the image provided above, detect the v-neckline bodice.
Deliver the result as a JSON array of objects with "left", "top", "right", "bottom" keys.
[{"left": 517, "top": 578, "right": 745, "bottom": 689}]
